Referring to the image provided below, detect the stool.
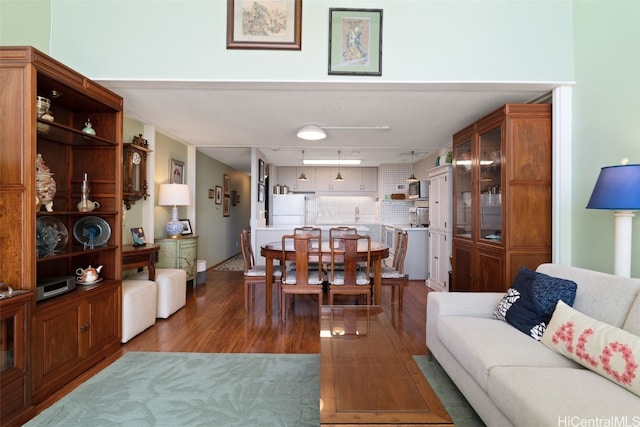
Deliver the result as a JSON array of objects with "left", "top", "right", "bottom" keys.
[
  {"left": 130, "top": 268, "right": 187, "bottom": 319},
  {"left": 121, "top": 279, "right": 157, "bottom": 343}
]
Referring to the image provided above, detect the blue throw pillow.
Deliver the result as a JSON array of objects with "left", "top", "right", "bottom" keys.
[{"left": 493, "top": 266, "right": 577, "bottom": 340}]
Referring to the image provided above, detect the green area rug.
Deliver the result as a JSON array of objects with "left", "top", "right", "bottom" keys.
[
  {"left": 413, "top": 355, "right": 485, "bottom": 427},
  {"left": 26, "top": 352, "right": 484, "bottom": 426},
  {"left": 26, "top": 352, "right": 319, "bottom": 427}
]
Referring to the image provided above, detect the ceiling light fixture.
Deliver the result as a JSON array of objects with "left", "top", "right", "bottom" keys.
[
  {"left": 407, "top": 150, "right": 418, "bottom": 182},
  {"left": 304, "top": 159, "right": 361, "bottom": 166},
  {"left": 296, "top": 124, "right": 391, "bottom": 141},
  {"left": 298, "top": 150, "right": 308, "bottom": 181},
  {"left": 334, "top": 150, "right": 344, "bottom": 182}
]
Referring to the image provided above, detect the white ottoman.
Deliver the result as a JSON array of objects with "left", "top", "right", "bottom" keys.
[
  {"left": 121, "top": 279, "right": 157, "bottom": 343},
  {"left": 130, "top": 268, "right": 187, "bottom": 319}
]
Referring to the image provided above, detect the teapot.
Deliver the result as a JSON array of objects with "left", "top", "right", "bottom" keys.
[{"left": 76, "top": 265, "right": 103, "bottom": 283}]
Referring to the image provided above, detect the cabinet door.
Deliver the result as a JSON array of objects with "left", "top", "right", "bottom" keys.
[
  {"left": 453, "top": 133, "right": 473, "bottom": 239},
  {"left": 85, "top": 285, "right": 120, "bottom": 356},
  {"left": 476, "top": 247, "right": 504, "bottom": 292},
  {"left": 451, "top": 241, "right": 472, "bottom": 292},
  {"left": 477, "top": 125, "right": 503, "bottom": 243},
  {"left": 345, "top": 167, "right": 377, "bottom": 192},
  {"left": 178, "top": 238, "right": 198, "bottom": 281},
  {"left": 315, "top": 168, "right": 346, "bottom": 192},
  {"left": 278, "top": 167, "right": 298, "bottom": 190},
  {"left": 279, "top": 167, "right": 315, "bottom": 191},
  {"left": 429, "top": 232, "right": 451, "bottom": 291},
  {"left": 33, "top": 303, "right": 82, "bottom": 392}
]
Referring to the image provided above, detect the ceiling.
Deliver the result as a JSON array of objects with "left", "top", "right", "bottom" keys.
[{"left": 100, "top": 80, "right": 556, "bottom": 174}]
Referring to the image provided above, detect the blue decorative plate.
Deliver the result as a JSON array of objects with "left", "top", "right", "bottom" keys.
[{"left": 73, "top": 216, "right": 111, "bottom": 247}]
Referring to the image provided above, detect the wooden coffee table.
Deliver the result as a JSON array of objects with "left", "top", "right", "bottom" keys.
[{"left": 320, "top": 306, "right": 453, "bottom": 426}]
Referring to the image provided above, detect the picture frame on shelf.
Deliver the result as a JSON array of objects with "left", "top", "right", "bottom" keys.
[
  {"left": 328, "top": 8, "right": 383, "bottom": 76},
  {"left": 226, "top": 0, "right": 302, "bottom": 50},
  {"left": 130, "top": 227, "right": 146, "bottom": 247},
  {"left": 179, "top": 219, "right": 192, "bottom": 235},
  {"left": 223, "top": 174, "right": 230, "bottom": 195},
  {"left": 258, "top": 158, "right": 265, "bottom": 183},
  {"left": 215, "top": 186, "right": 223, "bottom": 204},
  {"left": 223, "top": 196, "right": 230, "bottom": 217},
  {"left": 170, "top": 158, "right": 185, "bottom": 184},
  {"left": 258, "top": 183, "right": 265, "bottom": 202}
]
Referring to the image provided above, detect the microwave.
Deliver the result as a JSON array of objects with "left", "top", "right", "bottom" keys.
[{"left": 408, "top": 180, "right": 429, "bottom": 199}]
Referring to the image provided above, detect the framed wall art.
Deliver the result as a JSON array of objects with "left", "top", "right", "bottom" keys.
[
  {"left": 208, "top": 188, "right": 215, "bottom": 199},
  {"left": 215, "top": 186, "right": 223, "bottom": 205},
  {"left": 170, "top": 158, "right": 185, "bottom": 184},
  {"left": 258, "top": 158, "right": 265, "bottom": 183},
  {"left": 227, "top": 0, "right": 302, "bottom": 50},
  {"left": 328, "top": 8, "right": 383, "bottom": 76},
  {"left": 223, "top": 196, "right": 230, "bottom": 217},
  {"left": 223, "top": 174, "right": 230, "bottom": 195},
  {"left": 258, "top": 183, "right": 265, "bottom": 202}
]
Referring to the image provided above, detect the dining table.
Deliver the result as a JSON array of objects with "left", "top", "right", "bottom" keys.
[{"left": 260, "top": 240, "right": 390, "bottom": 316}]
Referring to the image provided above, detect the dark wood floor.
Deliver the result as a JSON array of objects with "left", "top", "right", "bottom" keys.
[{"left": 37, "top": 269, "right": 432, "bottom": 413}]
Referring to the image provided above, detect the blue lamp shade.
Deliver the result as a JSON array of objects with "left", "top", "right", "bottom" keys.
[{"left": 586, "top": 164, "right": 640, "bottom": 210}]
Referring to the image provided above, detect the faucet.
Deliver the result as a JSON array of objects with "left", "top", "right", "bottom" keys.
[{"left": 355, "top": 206, "right": 360, "bottom": 222}]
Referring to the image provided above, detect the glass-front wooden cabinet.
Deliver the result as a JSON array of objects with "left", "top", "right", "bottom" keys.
[{"left": 451, "top": 104, "right": 552, "bottom": 292}]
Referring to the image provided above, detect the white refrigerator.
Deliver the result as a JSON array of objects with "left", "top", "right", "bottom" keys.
[{"left": 272, "top": 194, "right": 306, "bottom": 226}]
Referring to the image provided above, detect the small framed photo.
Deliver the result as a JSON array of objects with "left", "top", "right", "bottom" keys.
[
  {"left": 208, "top": 188, "right": 215, "bottom": 199},
  {"left": 170, "top": 158, "right": 185, "bottom": 184},
  {"left": 258, "top": 183, "right": 265, "bottom": 202},
  {"left": 131, "top": 227, "right": 146, "bottom": 247},
  {"left": 223, "top": 196, "right": 230, "bottom": 217},
  {"left": 258, "top": 158, "right": 265, "bottom": 183},
  {"left": 231, "top": 190, "right": 237, "bottom": 206},
  {"left": 227, "top": 0, "right": 302, "bottom": 50},
  {"left": 328, "top": 8, "right": 383, "bottom": 76},
  {"left": 215, "top": 185, "right": 223, "bottom": 205},
  {"left": 223, "top": 173, "right": 230, "bottom": 195},
  {"left": 179, "top": 219, "right": 192, "bottom": 235}
]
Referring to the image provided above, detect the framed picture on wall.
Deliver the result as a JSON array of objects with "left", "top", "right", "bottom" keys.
[
  {"left": 226, "top": 0, "right": 302, "bottom": 50},
  {"left": 215, "top": 186, "right": 223, "bottom": 205},
  {"left": 258, "top": 183, "right": 265, "bottom": 202},
  {"left": 170, "top": 158, "right": 185, "bottom": 184},
  {"left": 258, "top": 159, "right": 265, "bottom": 183},
  {"left": 223, "top": 195, "right": 230, "bottom": 217},
  {"left": 328, "top": 8, "right": 383, "bottom": 76},
  {"left": 223, "top": 174, "right": 230, "bottom": 195}
]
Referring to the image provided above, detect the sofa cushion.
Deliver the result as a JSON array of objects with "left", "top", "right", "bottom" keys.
[
  {"left": 536, "top": 263, "right": 640, "bottom": 327},
  {"left": 623, "top": 295, "right": 640, "bottom": 336},
  {"left": 437, "top": 316, "right": 580, "bottom": 392},
  {"left": 542, "top": 300, "right": 640, "bottom": 397},
  {"left": 488, "top": 366, "right": 640, "bottom": 427},
  {"left": 494, "top": 266, "right": 577, "bottom": 340}
]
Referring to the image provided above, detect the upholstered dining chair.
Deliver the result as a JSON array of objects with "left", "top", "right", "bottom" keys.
[
  {"left": 280, "top": 233, "right": 324, "bottom": 319},
  {"left": 328, "top": 233, "right": 371, "bottom": 306},
  {"left": 372, "top": 230, "right": 408, "bottom": 310},
  {"left": 241, "top": 229, "right": 282, "bottom": 311}
]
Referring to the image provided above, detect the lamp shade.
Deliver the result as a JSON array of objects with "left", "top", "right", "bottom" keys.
[
  {"left": 158, "top": 184, "right": 191, "bottom": 206},
  {"left": 586, "top": 164, "right": 640, "bottom": 210}
]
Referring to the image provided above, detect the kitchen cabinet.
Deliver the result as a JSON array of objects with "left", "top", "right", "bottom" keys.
[
  {"left": 315, "top": 168, "right": 347, "bottom": 192},
  {"left": 0, "top": 46, "right": 123, "bottom": 411},
  {"left": 0, "top": 292, "right": 34, "bottom": 426},
  {"left": 427, "top": 165, "right": 452, "bottom": 292},
  {"left": 345, "top": 167, "right": 378, "bottom": 193},
  {"left": 451, "top": 104, "right": 551, "bottom": 292},
  {"left": 278, "top": 167, "right": 315, "bottom": 192},
  {"left": 156, "top": 236, "right": 199, "bottom": 285}
]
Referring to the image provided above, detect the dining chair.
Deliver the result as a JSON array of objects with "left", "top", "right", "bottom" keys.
[
  {"left": 292, "top": 226, "right": 323, "bottom": 271},
  {"left": 328, "top": 226, "right": 358, "bottom": 271},
  {"left": 280, "top": 233, "right": 324, "bottom": 319},
  {"left": 240, "top": 229, "right": 282, "bottom": 311},
  {"left": 372, "top": 230, "right": 408, "bottom": 310},
  {"left": 328, "top": 234, "right": 371, "bottom": 306}
]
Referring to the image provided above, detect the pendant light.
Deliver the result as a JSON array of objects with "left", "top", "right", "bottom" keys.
[
  {"left": 298, "top": 150, "right": 308, "bottom": 181},
  {"left": 334, "top": 150, "right": 344, "bottom": 181},
  {"left": 407, "top": 150, "right": 418, "bottom": 182}
]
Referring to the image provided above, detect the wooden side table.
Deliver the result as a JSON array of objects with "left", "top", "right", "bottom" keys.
[
  {"left": 122, "top": 244, "right": 160, "bottom": 280},
  {"left": 155, "top": 236, "right": 198, "bottom": 285}
]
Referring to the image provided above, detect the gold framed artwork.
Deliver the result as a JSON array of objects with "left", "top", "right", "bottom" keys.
[
  {"left": 223, "top": 174, "right": 230, "bottom": 195},
  {"left": 328, "top": 8, "right": 383, "bottom": 76},
  {"left": 170, "top": 158, "right": 185, "bottom": 184},
  {"left": 226, "top": 0, "right": 302, "bottom": 50},
  {"left": 223, "top": 195, "right": 230, "bottom": 217}
]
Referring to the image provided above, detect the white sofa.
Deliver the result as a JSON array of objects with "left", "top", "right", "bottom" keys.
[{"left": 427, "top": 263, "right": 640, "bottom": 427}]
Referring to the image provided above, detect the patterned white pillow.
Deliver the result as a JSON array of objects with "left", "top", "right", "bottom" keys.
[{"left": 542, "top": 300, "right": 640, "bottom": 397}]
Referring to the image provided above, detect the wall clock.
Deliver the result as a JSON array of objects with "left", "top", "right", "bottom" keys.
[{"left": 123, "top": 134, "right": 151, "bottom": 209}]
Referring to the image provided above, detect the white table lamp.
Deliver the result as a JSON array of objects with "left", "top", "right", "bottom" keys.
[
  {"left": 158, "top": 183, "right": 191, "bottom": 238},
  {"left": 586, "top": 159, "right": 640, "bottom": 277}
]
